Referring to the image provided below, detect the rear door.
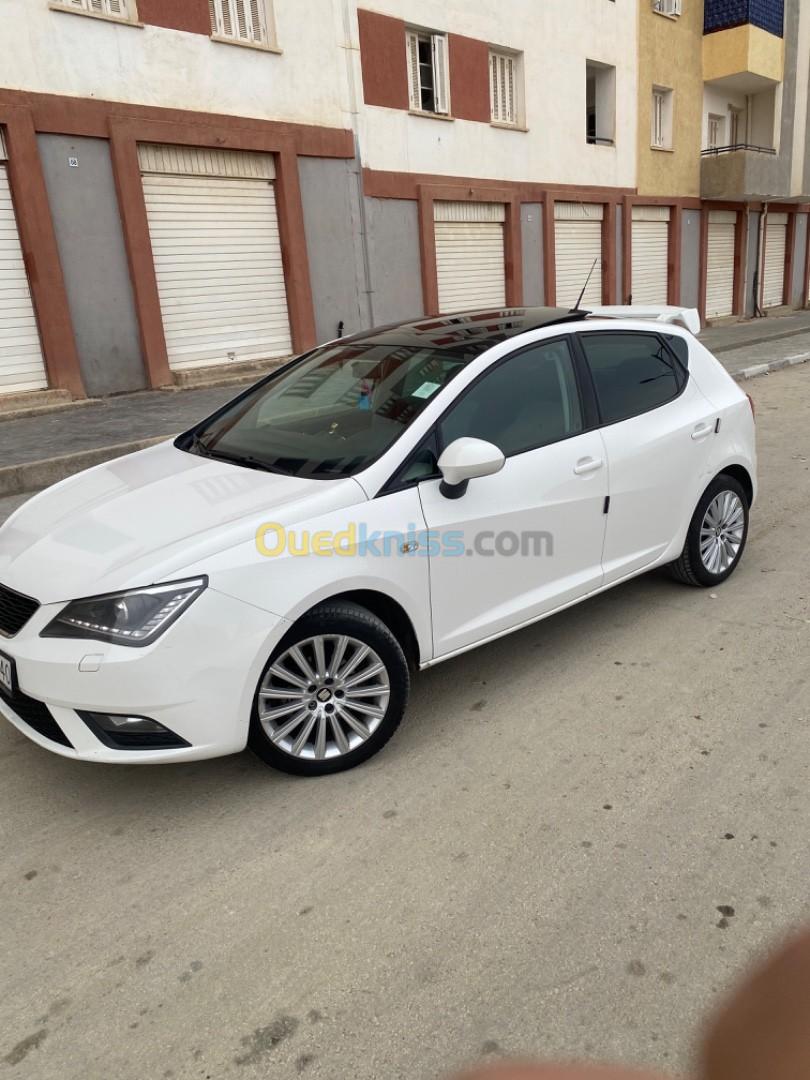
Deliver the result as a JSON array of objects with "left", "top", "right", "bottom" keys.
[{"left": 577, "top": 330, "right": 717, "bottom": 584}]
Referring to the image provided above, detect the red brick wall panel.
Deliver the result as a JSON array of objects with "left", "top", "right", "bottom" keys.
[
  {"left": 137, "top": 0, "right": 211, "bottom": 35},
  {"left": 448, "top": 33, "right": 490, "bottom": 122},
  {"left": 358, "top": 9, "right": 409, "bottom": 111}
]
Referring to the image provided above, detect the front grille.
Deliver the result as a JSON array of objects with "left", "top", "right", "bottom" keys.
[
  {"left": 0, "top": 583, "right": 40, "bottom": 637},
  {"left": 0, "top": 685, "right": 73, "bottom": 748}
]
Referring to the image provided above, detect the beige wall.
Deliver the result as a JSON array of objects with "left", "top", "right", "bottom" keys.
[{"left": 637, "top": 3, "right": 704, "bottom": 197}]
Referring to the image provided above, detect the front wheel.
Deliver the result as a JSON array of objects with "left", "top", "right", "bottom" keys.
[
  {"left": 249, "top": 601, "right": 410, "bottom": 776},
  {"left": 668, "top": 474, "right": 749, "bottom": 587}
]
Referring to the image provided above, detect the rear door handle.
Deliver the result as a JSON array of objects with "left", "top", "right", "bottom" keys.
[
  {"left": 691, "top": 422, "right": 714, "bottom": 441},
  {"left": 573, "top": 456, "right": 604, "bottom": 475}
]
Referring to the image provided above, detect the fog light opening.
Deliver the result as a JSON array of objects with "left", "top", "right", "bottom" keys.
[{"left": 78, "top": 711, "right": 190, "bottom": 750}]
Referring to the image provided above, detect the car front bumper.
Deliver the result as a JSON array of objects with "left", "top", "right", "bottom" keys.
[{"left": 0, "top": 586, "right": 289, "bottom": 764}]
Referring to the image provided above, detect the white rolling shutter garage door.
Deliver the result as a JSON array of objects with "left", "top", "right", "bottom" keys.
[
  {"left": 762, "top": 212, "right": 788, "bottom": 309},
  {"left": 706, "top": 210, "right": 736, "bottom": 318},
  {"left": 631, "top": 205, "right": 670, "bottom": 305},
  {"left": 554, "top": 202, "right": 603, "bottom": 308},
  {"left": 139, "top": 144, "right": 292, "bottom": 371},
  {"left": 0, "top": 133, "right": 47, "bottom": 394},
  {"left": 435, "top": 201, "right": 506, "bottom": 314}
]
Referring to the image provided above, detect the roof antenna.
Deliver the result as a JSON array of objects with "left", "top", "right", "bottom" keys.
[{"left": 570, "top": 258, "right": 599, "bottom": 313}]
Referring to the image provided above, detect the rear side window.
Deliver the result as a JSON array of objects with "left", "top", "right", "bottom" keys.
[{"left": 579, "top": 332, "right": 681, "bottom": 425}]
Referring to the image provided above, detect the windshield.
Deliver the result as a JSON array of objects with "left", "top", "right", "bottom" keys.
[{"left": 177, "top": 340, "right": 477, "bottom": 479}]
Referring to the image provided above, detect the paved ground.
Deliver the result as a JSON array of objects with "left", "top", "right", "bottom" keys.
[
  {"left": 1, "top": 310, "right": 810, "bottom": 476},
  {"left": 1, "top": 366, "right": 809, "bottom": 1079}
]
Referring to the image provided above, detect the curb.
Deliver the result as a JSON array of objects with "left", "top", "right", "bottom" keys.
[
  {"left": 0, "top": 436, "right": 172, "bottom": 498},
  {"left": 2, "top": 355, "right": 808, "bottom": 499},
  {"left": 733, "top": 352, "right": 810, "bottom": 381}
]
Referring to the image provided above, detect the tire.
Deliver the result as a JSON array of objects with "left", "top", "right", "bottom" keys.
[
  {"left": 668, "top": 474, "right": 749, "bottom": 588},
  {"left": 249, "top": 601, "right": 410, "bottom": 776}
]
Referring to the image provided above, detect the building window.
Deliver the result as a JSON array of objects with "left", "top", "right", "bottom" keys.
[
  {"left": 653, "top": 0, "right": 682, "bottom": 15},
  {"left": 652, "top": 87, "right": 673, "bottom": 149},
  {"left": 489, "top": 50, "right": 521, "bottom": 126},
  {"left": 209, "top": 0, "right": 270, "bottom": 46},
  {"left": 54, "top": 0, "right": 134, "bottom": 19},
  {"left": 406, "top": 29, "right": 450, "bottom": 115},
  {"left": 586, "top": 61, "right": 616, "bottom": 145},
  {"left": 707, "top": 113, "right": 724, "bottom": 149},
  {"left": 729, "top": 106, "right": 743, "bottom": 147}
]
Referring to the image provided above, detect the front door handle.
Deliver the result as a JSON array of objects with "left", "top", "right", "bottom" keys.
[
  {"left": 573, "top": 456, "right": 604, "bottom": 475},
  {"left": 691, "top": 422, "right": 714, "bottom": 441}
]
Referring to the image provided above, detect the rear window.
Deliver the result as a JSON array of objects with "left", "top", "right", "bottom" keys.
[{"left": 579, "top": 331, "right": 681, "bottom": 425}]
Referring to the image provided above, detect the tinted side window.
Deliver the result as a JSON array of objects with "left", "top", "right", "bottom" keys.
[
  {"left": 662, "top": 333, "right": 689, "bottom": 373},
  {"left": 440, "top": 339, "right": 583, "bottom": 457},
  {"left": 579, "top": 332, "right": 680, "bottom": 424}
]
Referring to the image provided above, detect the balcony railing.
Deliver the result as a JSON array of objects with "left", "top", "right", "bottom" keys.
[{"left": 701, "top": 143, "right": 776, "bottom": 156}]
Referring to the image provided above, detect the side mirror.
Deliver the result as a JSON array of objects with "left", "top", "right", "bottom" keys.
[{"left": 437, "top": 437, "right": 505, "bottom": 499}]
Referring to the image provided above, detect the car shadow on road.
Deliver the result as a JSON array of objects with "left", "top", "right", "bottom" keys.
[{"left": 0, "top": 568, "right": 708, "bottom": 820}]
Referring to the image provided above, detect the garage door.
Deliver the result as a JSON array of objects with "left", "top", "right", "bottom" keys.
[
  {"left": 762, "top": 212, "right": 788, "bottom": 309},
  {"left": 631, "top": 205, "right": 670, "bottom": 305},
  {"left": 435, "top": 201, "right": 506, "bottom": 314},
  {"left": 139, "top": 144, "right": 292, "bottom": 371},
  {"left": 0, "top": 133, "right": 47, "bottom": 394},
  {"left": 706, "top": 210, "right": 736, "bottom": 318},
  {"left": 555, "top": 202, "right": 603, "bottom": 308}
]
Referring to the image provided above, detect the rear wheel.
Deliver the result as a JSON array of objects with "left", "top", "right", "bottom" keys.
[
  {"left": 249, "top": 601, "right": 409, "bottom": 776},
  {"left": 668, "top": 474, "right": 749, "bottom": 588}
]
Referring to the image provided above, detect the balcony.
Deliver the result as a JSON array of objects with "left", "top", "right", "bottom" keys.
[
  {"left": 704, "top": 0, "right": 784, "bottom": 38},
  {"left": 701, "top": 143, "right": 783, "bottom": 199},
  {"left": 703, "top": 0, "right": 784, "bottom": 93}
]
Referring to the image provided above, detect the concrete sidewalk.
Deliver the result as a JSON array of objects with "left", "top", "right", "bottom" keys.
[{"left": 1, "top": 309, "right": 809, "bottom": 499}]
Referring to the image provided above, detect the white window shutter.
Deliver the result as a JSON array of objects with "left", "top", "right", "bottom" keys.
[
  {"left": 234, "top": 0, "right": 249, "bottom": 39},
  {"left": 248, "top": 0, "right": 266, "bottom": 41},
  {"left": 490, "top": 52, "right": 517, "bottom": 124},
  {"left": 208, "top": 0, "right": 220, "bottom": 33},
  {"left": 489, "top": 52, "right": 500, "bottom": 121},
  {"left": 105, "top": 0, "right": 128, "bottom": 16},
  {"left": 431, "top": 33, "right": 449, "bottom": 115},
  {"left": 221, "top": 0, "right": 233, "bottom": 37},
  {"left": 406, "top": 32, "right": 420, "bottom": 111},
  {"left": 505, "top": 56, "right": 516, "bottom": 123}
]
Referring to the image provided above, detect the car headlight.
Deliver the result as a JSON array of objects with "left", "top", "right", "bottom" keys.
[{"left": 41, "top": 577, "right": 207, "bottom": 647}]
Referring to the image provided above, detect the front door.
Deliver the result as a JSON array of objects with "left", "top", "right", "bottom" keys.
[{"left": 418, "top": 337, "right": 608, "bottom": 658}]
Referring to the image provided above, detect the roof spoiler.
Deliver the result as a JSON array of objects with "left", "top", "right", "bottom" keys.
[{"left": 586, "top": 306, "right": 702, "bottom": 336}]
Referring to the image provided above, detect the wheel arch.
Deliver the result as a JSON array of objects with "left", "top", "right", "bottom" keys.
[
  {"left": 715, "top": 463, "right": 754, "bottom": 507},
  {"left": 291, "top": 589, "right": 424, "bottom": 670}
]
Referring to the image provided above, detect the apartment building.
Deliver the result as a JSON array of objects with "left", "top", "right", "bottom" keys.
[
  {"left": 0, "top": 0, "right": 807, "bottom": 403},
  {"left": 700, "top": 0, "right": 810, "bottom": 317}
]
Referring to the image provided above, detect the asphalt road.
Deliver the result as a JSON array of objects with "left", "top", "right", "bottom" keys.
[{"left": 2, "top": 367, "right": 810, "bottom": 1080}]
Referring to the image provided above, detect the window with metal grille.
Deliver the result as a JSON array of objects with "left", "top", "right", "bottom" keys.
[
  {"left": 707, "top": 113, "right": 724, "bottom": 149},
  {"left": 209, "top": 0, "right": 268, "bottom": 45},
  {"left": 653, "top": 0, "right": 682, "bottom": 14},
  {"left": 406, "top": 29, "right": 449, "bottom": 115},
  {"left": 56, "top": 0, "right": 132, "bottom": 19},
  {"left": 490, "top": 50, "right": 519, "bottom": 126},
  {"left": 652, "top": 87, "right": 673, "bottom": 149}
]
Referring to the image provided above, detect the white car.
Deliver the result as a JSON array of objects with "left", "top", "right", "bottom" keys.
[{"left": 0, "top": 306, "right": 756, "bottom": 776}]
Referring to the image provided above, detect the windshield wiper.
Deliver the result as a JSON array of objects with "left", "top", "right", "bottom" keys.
[
  {"left": 186, "top": 432, "right": 214, "bottom": 456},
  {"left": 201, "top": 447, "right": 286, "bottom": 475}
]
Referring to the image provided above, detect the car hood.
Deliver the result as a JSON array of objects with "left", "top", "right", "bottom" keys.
[{"left": 0, "top": 441, "right": 367, "bottom": 604}]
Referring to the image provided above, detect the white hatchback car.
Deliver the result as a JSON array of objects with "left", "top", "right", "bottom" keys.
[{"left": 0, "top": 306, "right": 756, "bottom": 775}]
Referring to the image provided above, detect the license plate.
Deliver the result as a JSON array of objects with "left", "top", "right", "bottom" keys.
[{"left": 0, "top": 652, "right": 14, "bottom": 696}]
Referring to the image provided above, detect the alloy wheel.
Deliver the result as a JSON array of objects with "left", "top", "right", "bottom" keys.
[
  {"left": 258, "top": 635, "right": 391, "bottom": 761},
  {"left": 699, "top": 490, "right": 745, "bottom": 575}
]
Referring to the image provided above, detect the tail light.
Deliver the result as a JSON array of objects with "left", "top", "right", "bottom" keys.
[{"left": 746, "top": 393, "right": 756, "bottom": 421}]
